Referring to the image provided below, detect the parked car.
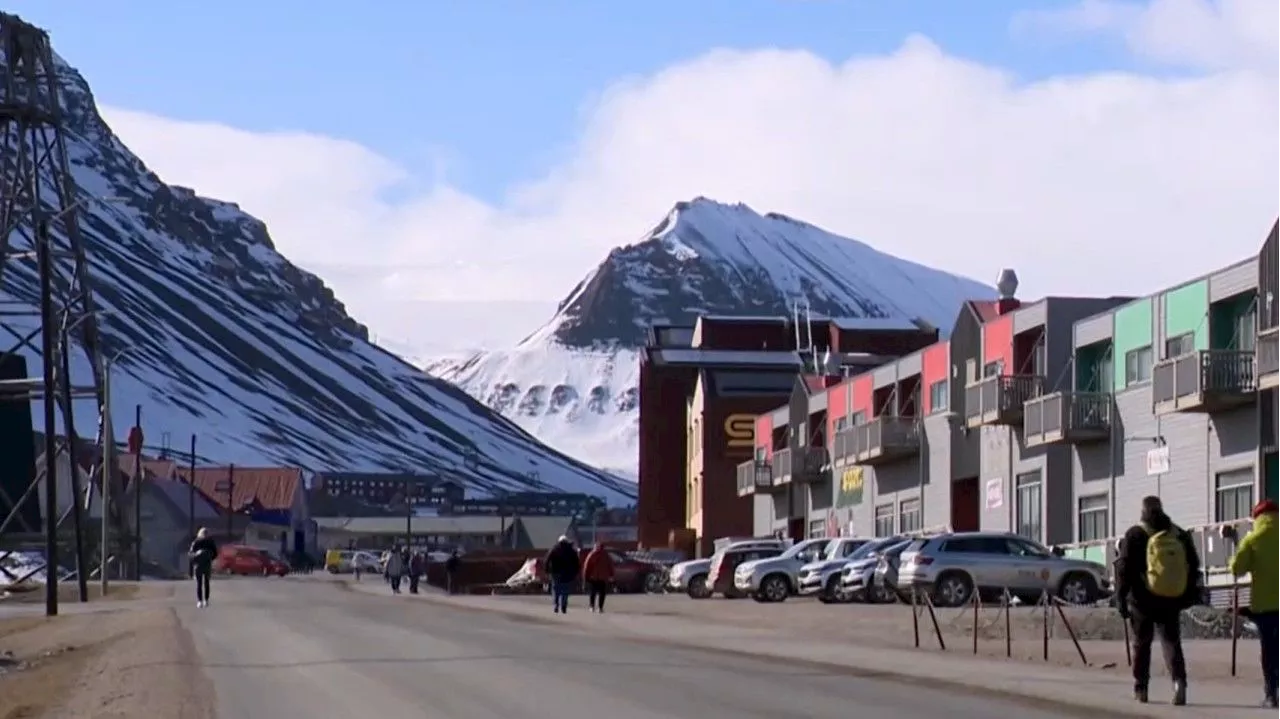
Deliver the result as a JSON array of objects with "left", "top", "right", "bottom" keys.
[
  {"left": 707, "top": 545, "right": 785, "bottom": 598},
  {"left": 669, "top": 539, "right": 787, "bottom": 598},
  {"left": 868, "top": 538, "right": 918, "bottom": 602},
  {"left": 898, "top": 531, "right": 1111, "bottom": 607},
  {"left": 733, "top": 538, "right": 831, "bottom": 602},
  {"left": 603, "top": 550, "right": 666, "bottom": 594},
  {"left": 324, "top": 550, "right": 382, "bottom": 574},
  {"left": 826, "top": 536, "right": 906, "bottom": 603},
  {"left": 216, "top": 545, "right": 289, "bottom": 577},
  {"left": 796, "top": 537, "right": 875, "bottom": 601}
]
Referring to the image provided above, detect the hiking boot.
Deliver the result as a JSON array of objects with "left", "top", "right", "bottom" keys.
[
  {"left": 1132, "top": 687, "right": 1148, "bottom": 704},
  {"left": 1263, "top": 695, "right": 1277, "bottom": 709},
  {"left": 1171, "top": 681, "right": 1187, "bottom": 706}
]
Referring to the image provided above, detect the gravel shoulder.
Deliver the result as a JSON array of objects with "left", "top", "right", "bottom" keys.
[
  {"left": 490, "top": 591, "right": 1258, "bottom": 682},
  {"left": 0, "top": 603, "right": 215, "bottom": 719}
]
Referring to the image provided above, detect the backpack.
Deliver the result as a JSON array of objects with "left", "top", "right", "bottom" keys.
[{"left": 1143, "top": 524, "right": 1189, "bottom": 598}]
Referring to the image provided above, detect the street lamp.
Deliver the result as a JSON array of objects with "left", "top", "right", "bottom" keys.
[{"left": 98, "top": 341, "right": 140, "bottom": 591}]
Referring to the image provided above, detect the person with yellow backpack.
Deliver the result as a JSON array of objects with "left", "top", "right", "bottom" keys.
[
  {"left": 1115, "top": 495, "right": 1202, "bottom": 706},
  {"left": 1226, "top": 499, "right": 1278, "bottom": 708}
]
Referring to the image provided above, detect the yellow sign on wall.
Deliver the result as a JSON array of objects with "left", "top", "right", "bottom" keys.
[
  {"left": 724, "top": 414, "right": 755, "bottom": 451},
  {"left": 837, "top": 467, "right": 864, "bottom": 507}
]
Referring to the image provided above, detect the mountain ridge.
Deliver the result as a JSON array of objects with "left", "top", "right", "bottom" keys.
[
  {"left": 0, "top": 41, "right": 633, "bottom": 502},
  {"left": 427, "top": 198, "right": 997, "bottom": 476}
]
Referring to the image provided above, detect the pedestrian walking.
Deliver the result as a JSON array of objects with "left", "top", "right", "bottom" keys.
[
  {"left": 188, "top": 527, "right": 218, "bottom": 608},
  {"left": 444, "top": 550, "right": 460, "bottom": 594},
  {"left": 1114, "top": 495, "right": 1201, "bottom": 706},
  {"left": 385, "top": 548, "right": 405, "bottom": 594},
  {"left": 408, "top": 551, "right": 425, "bottom": 595},
  {"left": 1226, "top": 499, "right": 1278, "bottom": 708},
  {"left": 582, "top": 544, "right": 615, "bottom": 613},
  {"left": 543, "top": 536, "right": 580, "bottom": 614}
]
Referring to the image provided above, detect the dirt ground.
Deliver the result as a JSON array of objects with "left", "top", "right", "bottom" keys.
[
  {"left": 496, "top": 591, "right": 1262, "bottom": 683},
  {"left": 0, "top": 583, "right": 148, "bottom": 605},
  {"left": 0, "top": 599, "right": 213, "bottom": 718}
]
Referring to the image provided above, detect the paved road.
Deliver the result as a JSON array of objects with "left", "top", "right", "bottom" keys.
[{"left": 177, "top": 578, "right": 1094, "bottom": 719}]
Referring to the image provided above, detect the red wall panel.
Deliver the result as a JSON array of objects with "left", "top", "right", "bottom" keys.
[
  {"left": 826, "top": 381, "right": 848, "bottom": 439},
  {"left": 982, "top": 314, "right": 1014, "bottom": 374},
  {"left": 851, "top": 375, "right": 872, "bottom": 415},
  {"left": 754, "top": 414, "right": 773, "bottom": 459},
  {"left": 921, "top": 342, "right": 949, "bottom": 412}
]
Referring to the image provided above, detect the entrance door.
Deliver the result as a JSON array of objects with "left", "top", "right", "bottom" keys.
[{"left": 951, "top": 478, "right": 980, "bottom": 532}]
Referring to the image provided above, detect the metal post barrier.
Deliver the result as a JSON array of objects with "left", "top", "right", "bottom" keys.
[
  {"left": 971, "top": 590, "right": 980, "bottom": 655},
  {"left": 1040, "top": 590, "right": 1050, "bottom": 661},
  {"left": 1051, "top": 596, "right": 1088, "bottom": 665},
  {"left": 1230, "top": 580, "right": 1239, "bottom": 677},
  {"left": 1004, "top": 588, "right": 1012, "bottom": 658},
  {"left": 911, "top": 585, "right": 920, "bottom": 648},
  {"left": 922, "top": 591, "right": 946, "bottom": 651}
]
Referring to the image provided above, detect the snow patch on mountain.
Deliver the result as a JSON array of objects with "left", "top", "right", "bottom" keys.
[
  {"left": 0, "top": 38, "right": 632, "bottom": 502},
  {"left": 428, "top": 198, "right": 997, "bottom": 477}
]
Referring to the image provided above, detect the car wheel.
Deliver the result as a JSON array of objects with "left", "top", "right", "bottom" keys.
[
  {"left": 933, "top": 571, "right": 973, "bottom": 608},
  {"left": 759, "top": 574, "right": 790, "bottom": 603},
  {"left": 817, "top": 576, "right": 846, "bottom": 604},
  {"left": 1057, "top": 572, "right": 1098, "bottom": 605},
  {"left": 644, "top": 572, "right": 664, "bottom": 594},
  {"left": 686, "top": 574, "right": 711, "bottom": 600}
]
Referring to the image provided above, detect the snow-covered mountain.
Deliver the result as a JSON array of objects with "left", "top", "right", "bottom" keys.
[
  {"left": 0, "top": 37, "right": 633, "bottom": 502},
  {"left": 427, "top": 198, "right": 997, "bottom": 477}
]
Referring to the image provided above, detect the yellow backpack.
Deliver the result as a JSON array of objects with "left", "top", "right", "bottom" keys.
[{"left": 1143, "top": 524, "right": 1188, "bottom": 598}]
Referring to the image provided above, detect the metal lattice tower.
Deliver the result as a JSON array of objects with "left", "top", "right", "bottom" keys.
[{"left": 0, "top": 13, "right": 114, "bottom": 577}]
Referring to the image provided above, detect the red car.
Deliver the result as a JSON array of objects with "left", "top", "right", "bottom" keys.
[{"left": 214, "top": 545, "right": 289, "bottom": 577}]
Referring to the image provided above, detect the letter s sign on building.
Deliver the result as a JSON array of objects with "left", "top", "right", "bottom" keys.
[{"left": 724, "top": 414, "right": 755, "bottom": 453}]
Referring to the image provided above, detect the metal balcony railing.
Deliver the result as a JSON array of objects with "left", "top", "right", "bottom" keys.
[
  {"left": 853, "top": 416, "right": 920, "bottom": 464},
  {"left": 963, "top": 374, "right": 1045, "bottom": 428},
  {"left": 735, "top": 460, "right": 773, "bottom": 496},
  {"left": 1258, "top": 328, "right": 1278, "bottom": 388},
  {"left": 1152, "top": 350, "right": 1255, "bottom": 413},
  {"left": 832, "top": 428, "right": 859, "bottom": 464},
  {"left": 1023, "top": 391, "right": 1111, "bottom": 447},
  {"left": 769, "top": 447, "right": 825, "bottom": 484}
]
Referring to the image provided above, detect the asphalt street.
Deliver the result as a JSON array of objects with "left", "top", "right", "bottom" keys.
[{"left": 175, "top": 578, "right": 1101, "bottom": 719}]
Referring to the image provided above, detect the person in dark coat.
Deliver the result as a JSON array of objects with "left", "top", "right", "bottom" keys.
[
  {"left": 1114, "top": 495, "right": 1201, "bottom": 706},
  {"left": 444, "top": 550, "right": 461, "bottom": 594},
  {"left": 408, "top": 551, "right": 425, "bottom": 594},
  {"left": 188, "top": 527, "right": 218, "bottom": 608},
  {"left": 543, "top": 536, "right": 580, "bottom": 614}
]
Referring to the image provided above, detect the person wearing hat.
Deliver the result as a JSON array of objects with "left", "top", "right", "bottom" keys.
[
  {"left": 1227, "top": 499, "right": 1278, "bottom": 708},
  {"left": 1114, "top": 495, "right": 1201, "bottom": 706},
  {"left": 542, "top": 535, "right": 581, "bottom": 614}
]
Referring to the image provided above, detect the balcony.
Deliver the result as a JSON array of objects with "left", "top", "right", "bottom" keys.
[
  {"left": 1259, "top": 328, "right": 1278, "bottom": 391},
  {"left": 831, "top": 428, "right": 859, "bottom": 466},
  {"left": 963, "top": 375, "right": 1045, "bottom": 428},
  {"left": 852, "top": 416, "right": 920, "bottom": 465},
  {"left": 770, "top": 447, "right": 827, "bottom": 485},
  {"left": 735, "top": 460, "right": 776, "bottom": 497},
  {"left": 1022, "top": 391, "right": 1111, "bottom": 448},
  {"left": 1152, "top": 350, "right": 1255, "bottom": 415}
]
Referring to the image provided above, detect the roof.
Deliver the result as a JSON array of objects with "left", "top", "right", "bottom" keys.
[
  {"left": 116, "top": 453, "right": 178, "bottom": 482},
  {"left": 147, "top": 477, "right": 222, "bottom": 521},
  {"left": 516, "top": 516, "right": 577, "bottom": 549},
  {"left": 175, "top": 465, "right": 303, "bottom": 513},
  {"left": 316, "top": 515, "right": 509, "bottom": 535},
  {"left": 654, "top": 349, "right": 805, "bottom": 367},
  {"left": 828, "top": 317, "right": 922, "bottom": 331},
  {"left": 967, "top": 300, "right": 1000, "bottom": 323}
]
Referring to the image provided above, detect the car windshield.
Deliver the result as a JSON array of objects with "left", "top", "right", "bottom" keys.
[
  {"left": 820, "top": 542, "right": 845, "bottom": 560},
  {"left": 783, "top": 540, "right": 827, "bottom": 560},
  {"left": 851, "top": 538, "right": 895, "bottom": 559},
  {"left": 883, "top": 540, "right": 913, "bottom": 557},
  {"left": 1008, "top": 538, "right": 1053, "bottom": 558}
]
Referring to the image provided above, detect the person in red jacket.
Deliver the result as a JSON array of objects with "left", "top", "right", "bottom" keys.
[{"left": 582, "top": 544, "right": 616, "bottom": 613}]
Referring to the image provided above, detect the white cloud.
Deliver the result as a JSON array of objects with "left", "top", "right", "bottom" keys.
[
  {"left": 1013, "top": 0, "right": 1278, "bottom": 71},
  {"left": 99, "top": 0, "right": 1278, "bottom": 353}
]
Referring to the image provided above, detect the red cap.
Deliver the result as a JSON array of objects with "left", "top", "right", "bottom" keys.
[{"left": 1252, "top": 499, "right": 1278, "bottom": 518}]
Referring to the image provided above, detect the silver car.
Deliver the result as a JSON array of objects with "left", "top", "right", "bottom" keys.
[
  {"left": 839, "top": 537, "right": 908, "bottom": 603},
  {"left": 898, "top": 531, "right": 1111, "bottom": 607},
  {"left": 733, "top": 538, "right": 830, "bottom": 602},
  {"left": 796, "top": 537, "right": 874, "bottom": 600},
  {"left": 667, "top": 539, "right": 785, "bottom": 598}
]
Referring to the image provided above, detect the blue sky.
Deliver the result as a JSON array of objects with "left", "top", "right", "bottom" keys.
[{"left": 12, "top": 0, "right": 1133, "bottom": 200}]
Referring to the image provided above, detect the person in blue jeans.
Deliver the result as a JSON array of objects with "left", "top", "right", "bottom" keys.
[{"left": 543, "top": 536, "right": 581, "bottom": 614}]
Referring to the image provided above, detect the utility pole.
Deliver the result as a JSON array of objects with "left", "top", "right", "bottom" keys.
[
  {"left": 404, "top": 475, "right": 413, "bottom": 548},
  {"left": 38, "top": 221, "right": 59, "bottom": 617},
  {"left": 225, "top": 464, "right": 236, "bottom": 540},
  {"left": 99, "top": 355, "right": 113, "bottom": 594},
  {"left": 187, "top": 435, "right": 196, "bottom": 539},
  {"left": 131, "top": 405, "right": 143, "bottom": 580},
  {"left": 59, "top": 334, "right": 88, "bottom": 602}
]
